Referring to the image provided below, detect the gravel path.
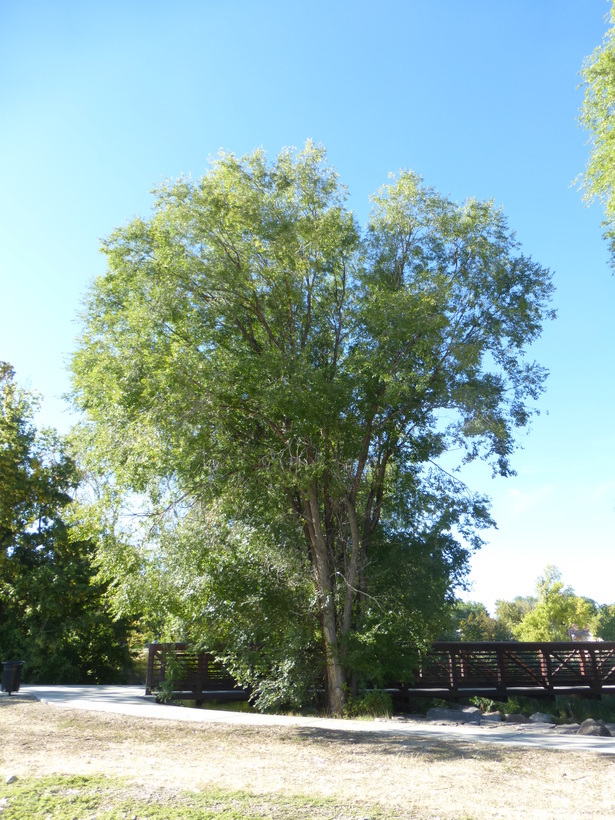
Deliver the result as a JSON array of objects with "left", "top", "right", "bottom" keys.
[{"left": 17, "top": 684, "right": 615, "bottom": 755}]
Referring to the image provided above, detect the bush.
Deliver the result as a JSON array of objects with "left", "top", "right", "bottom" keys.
[{"left": 344, "top": 689, "right": 393, "bottom": 719}]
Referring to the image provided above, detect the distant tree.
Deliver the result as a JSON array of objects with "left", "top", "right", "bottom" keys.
[
  {"left": 0, "top": 363, "right": 134, "bottom": 683},
  {"left": 513, "top": 566, "right": 596, "bottom": 642},
  {"left": 457, "top": 602, "right": 497, "bottom": 641},
  {"left": 71, "top": 143, "right": 554, "bottom": 714},
  {"left": 440, "top": 600, "right": 509, "bottom": 641},
  {"left": 494, "top": 596, "right": 536, "bottom": 638},
  {"left": 591, "top": 604, "right": 615, "bottom": 641},
  {"left": 580, "top": 2, "right": 615, "bottom": 265}
]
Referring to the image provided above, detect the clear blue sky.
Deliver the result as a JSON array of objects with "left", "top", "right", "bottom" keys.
[{"left": 1, "top": 0, "right": 614, "bottom": 613}]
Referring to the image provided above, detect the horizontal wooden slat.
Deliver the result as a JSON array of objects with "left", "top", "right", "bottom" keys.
[{"left": 145, "top": 643, "right": 247, "bottom": 699}]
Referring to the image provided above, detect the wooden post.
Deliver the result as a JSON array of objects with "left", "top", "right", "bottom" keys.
[
  {"left": 495, "top": 645, "right": 507, "bottom": 699},
  {"left": 539, "top": 647, "right": 554, "bottom": 696},
  {"left": 449, "top": 647, "right": 460, "bottom": 700},
  {"left": 587, "top": 648, "right": 601, "bottom": 698}
]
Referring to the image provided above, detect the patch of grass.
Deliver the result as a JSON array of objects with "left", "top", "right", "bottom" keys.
[
  {"left": 195, "top": 698, "right": 257, "bottom": 713},
  {"left": 0, "top": 774, "right": 393, "bottom": 820}
]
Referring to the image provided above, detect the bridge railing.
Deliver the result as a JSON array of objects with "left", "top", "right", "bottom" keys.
[
  {"left": 408, "top": 641, "right": 615, "bottom": 698},
  {"left": 145, "top": 643, "right": 250, "bottom": 701},
  {"left": 146, "top": 641, "right": 615, "bottom": 703}
]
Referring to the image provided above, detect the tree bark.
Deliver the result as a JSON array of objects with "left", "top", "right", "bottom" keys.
[
  {"left": 342, "top": 498, "right": 361, "bottom": 636},
  {"left": 303, "top": 481, "right": 346, "bottom": 716}
]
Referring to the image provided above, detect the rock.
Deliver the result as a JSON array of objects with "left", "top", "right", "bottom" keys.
[
  {"left": 554, "top": 723, "right": 581, "bottom": 733},
  {"left": 529, "top": 711, "right": 555, "bottom": 724},
  {"left": 4, "top": 775, "right": 17, "bottom": 785},
  {"left": 426, "top": 707, "right": 455, "bottom": 721},
  {"left": 577, "top": 718, "right": 612, "bottom": 737},
  {"left": 460, "top": 706, "right": 482, "bottom": 721},
  {"left": 426, "top": 706, "right": 481, "bottom": 723},
  {"left": 481, "top": 711, "right": 502, "bottom": 722},
  {"left": 504, "top": 713, "right": 529, "bottom": 724}
]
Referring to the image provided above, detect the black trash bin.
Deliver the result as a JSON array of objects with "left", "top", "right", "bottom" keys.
[{"left": 2, "top": 661, "right": 25, "bottom": 695}]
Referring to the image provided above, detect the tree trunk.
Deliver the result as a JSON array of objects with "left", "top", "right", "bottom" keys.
[
  {"left": 304, "top": 481, "right": 346, "bottom": 716},
  {"left": 342, "top": 498, "right": 361, "bottom": 636},
  {"left": 321, "top": 592, "right": 346, "bottom": 716}
]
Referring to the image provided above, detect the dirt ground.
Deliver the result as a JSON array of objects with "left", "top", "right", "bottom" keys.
[{"left": 2, "top": 697, "right": 615, "bottom": 819}]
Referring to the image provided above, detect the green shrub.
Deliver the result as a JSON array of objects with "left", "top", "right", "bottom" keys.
[
  {"left": 469, "top": 696, "right": 498, "bottom": 713},
  {"left": 154, "top": 652, "right": 183, "bottom": 704},
  {"left": 344, "top": 689, "right": 393, "bottom": 719},
  {"left": 554, "top": 694, "right": 615, "bottom": 724}
]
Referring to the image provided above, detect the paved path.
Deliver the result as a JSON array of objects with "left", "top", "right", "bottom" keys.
[{"left": 16, "top": 685, "right": 615, "bottom": 755}]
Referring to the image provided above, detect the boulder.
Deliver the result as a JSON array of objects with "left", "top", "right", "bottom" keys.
[
  {"left": 577, "top": 718, "right": 612, "bottom": 737},
  {"left": 481, "top": 711, "right": 502, "bottom": 723},
  {"left": 554, "top": 723, "right": 580, "bottom": 733},
  {"left": 529, "top": 712, "right": 555, "bottom": 724},
  {"left": 426, "top": 706, "right": 481, "bottom": 723},
  {"left": 504, "top": 713, "right": 529, "bottom": 724}
]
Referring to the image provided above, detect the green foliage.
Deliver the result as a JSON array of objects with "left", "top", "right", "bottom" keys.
[
  {"left": 468, "top": 695, "right": 498, "bottom": 713},
  {"left": 439, "top": 600, "right": 512, "bottom": 641},
  {"left": 344, "top": 687, "right": 393, "bottom": 719},
  {"left": 592, "top": 604, "right": 615, "bottom": 640},
  {"left": 0, "top": 363, "right": 134, "bottom": 683},
  {"left": 192, "top": 523, "right": 323, "bottom": 713},
  {"left": 343, "top": 517, "right": 475, "bottom": 686},
  {"left": 71, "top": 143, "right": 554, "bottom": 713},
  {"left": 470, "top": 694, "right": 615, "bottom": 724},
  {"left": 494, "top": 596, "right": 536, "bottom": 638},
  {"left": 441, "top": 601, "right": 490, "bottom": 641},
  {"left": 102, "top": 502, "right": 324, "bottom": 712},
  {"left": 581, "top": 2, "right": 615, "bottom": 266},
  {"left": 554, "top": 694, "right": 615, "bottom": 724},
  {"left": 153, "top": 651, "right": 183, "bottom": 703},
  {"left": 513, "top": 566, "right": 596, "bottom": 642}
]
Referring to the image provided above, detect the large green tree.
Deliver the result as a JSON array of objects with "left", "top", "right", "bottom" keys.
[
  {"left": 0, "top": 363, "right": 134, "bottom": 683},
  {"left": 71, "top": 143, "right": 553, "bottom": 714},
  {"left": 581, "top": 2, "right": 615, "bottom": 264}
]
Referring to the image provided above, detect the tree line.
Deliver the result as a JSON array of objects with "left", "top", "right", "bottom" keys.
[{"left": 446, "top": 565, "right": 615, "bottom": 643}]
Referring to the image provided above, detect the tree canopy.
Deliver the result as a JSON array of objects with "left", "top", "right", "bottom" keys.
[
  {"left": 440, "top": 600, "right": 512, "bottom": 641},
  {"left": 581, "top": 1, "right": 615, "bottom": 265},
  {"left": 0, "top": 363, "right": 134, "bottom": 683},
  {"left": 71, "top": 143, "right": 554, "bottom": 714},
  {"left": 511, "top": 566, "right": 596, "bottom": 642}
]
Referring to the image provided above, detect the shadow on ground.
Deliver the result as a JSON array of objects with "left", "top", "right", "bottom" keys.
[{"left": 287, "top": 724, "right": 512, "bottom": 762}]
